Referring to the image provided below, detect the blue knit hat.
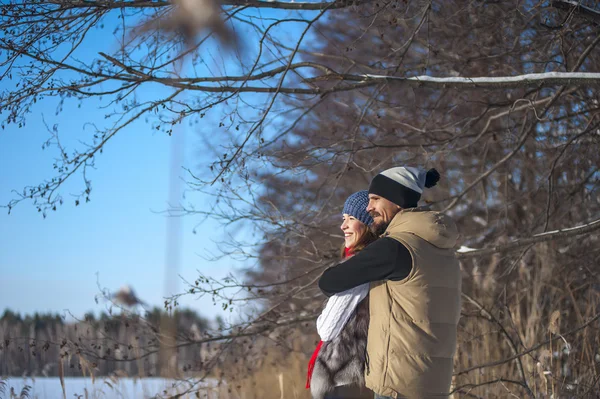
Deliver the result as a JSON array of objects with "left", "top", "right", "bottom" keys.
[{"left": 342, "top": 190, "right": 374, "bottom": 226}]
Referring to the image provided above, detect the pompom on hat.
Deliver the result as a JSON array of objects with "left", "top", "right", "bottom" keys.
[
  {"left": 342, "top": 190, "right": 374, "bottom": 226},
  {"left": 368, "top": 167, "right": 440, "bottom": 208}
]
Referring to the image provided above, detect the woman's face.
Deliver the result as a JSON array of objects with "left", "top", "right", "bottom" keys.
[{"left": 341, "top": 214, "right": 367, "bottom": 249}]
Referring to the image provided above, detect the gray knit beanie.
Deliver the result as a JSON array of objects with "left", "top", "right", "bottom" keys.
[
  {"left": 342, "top": 190, "right": 374, "bottom": 226},
  {"left": 368, "top": 166, "right": 440, "bottom": 208}
]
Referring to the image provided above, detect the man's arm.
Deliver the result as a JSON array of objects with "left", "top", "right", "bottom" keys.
[{"left": 318, "top": 237, "right": 412, "bottom": 297}]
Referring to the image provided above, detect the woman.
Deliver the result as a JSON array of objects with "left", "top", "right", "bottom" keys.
[{"left": 307, "top": 190, "right": 377, "bottom": 399}]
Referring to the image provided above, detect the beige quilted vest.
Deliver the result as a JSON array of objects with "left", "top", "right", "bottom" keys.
[{"left": 365, "top": 209, "right": 461, "bottom": 398}]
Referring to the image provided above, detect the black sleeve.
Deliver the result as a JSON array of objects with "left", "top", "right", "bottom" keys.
[{"left": 318, "top": 237, "right": 412, "bottom": 297}]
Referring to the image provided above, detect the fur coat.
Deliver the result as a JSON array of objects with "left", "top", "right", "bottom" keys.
[{"left": 310, "top": 296, "right": 369, "bottom": 399}]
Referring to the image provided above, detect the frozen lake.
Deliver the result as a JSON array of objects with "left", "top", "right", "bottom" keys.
[{"left": 0, "top": 376, "right": 220, "bottom": 398}]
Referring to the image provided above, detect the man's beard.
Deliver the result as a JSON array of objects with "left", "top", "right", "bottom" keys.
[{"left": 369, "top": 213, "right": 389, "bottom": 236}]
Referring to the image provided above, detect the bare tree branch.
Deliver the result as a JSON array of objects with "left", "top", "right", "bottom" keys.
[
  {"left": 457, "top": 218, "right": 600, "bottom": 258},
  {"left": 552, "top": 0, "right": 600, "bottom": 25},
  {"left": 48, "top": 0, "right": 369, "bottom": 11}
]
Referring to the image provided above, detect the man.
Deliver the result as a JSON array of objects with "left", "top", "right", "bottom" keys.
[{"left": 318, "top": 167, "right": 461, "bottom": 399}]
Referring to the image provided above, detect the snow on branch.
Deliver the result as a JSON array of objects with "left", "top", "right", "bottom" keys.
[
  {"left": 356, "top": 71, "right": 600, "bottom": 89},
  {"left": 456, "top": 217, "right": 600, "bottom": 258}
]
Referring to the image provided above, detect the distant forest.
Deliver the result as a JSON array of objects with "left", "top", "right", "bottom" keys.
[{"left": 0, "top": 308, "right": 212, "bottom": 377}]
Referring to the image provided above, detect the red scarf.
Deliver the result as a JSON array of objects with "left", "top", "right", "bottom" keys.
[
  {"left": 344, "top": 247, "right": 354, "bottom": 258},
  {"left": 305, "top": 340, "right": 323, "bottom": 388},
  {"left": 306, "top": 248, "right": 353, "bottom": 389}
]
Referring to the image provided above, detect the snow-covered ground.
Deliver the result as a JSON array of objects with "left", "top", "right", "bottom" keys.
[{"left": 0, "top": 377, "right": 220, "bottom": 399}]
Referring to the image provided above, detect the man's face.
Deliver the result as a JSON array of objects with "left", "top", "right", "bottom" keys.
[{"left": 366, "top": 194, "right": 401, "bottom": 235}]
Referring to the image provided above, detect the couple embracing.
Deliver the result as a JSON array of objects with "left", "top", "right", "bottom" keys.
[{"left": 307, "top": 166, "right": 462, "bottom": 399}]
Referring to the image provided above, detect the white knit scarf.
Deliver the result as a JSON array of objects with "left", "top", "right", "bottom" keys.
[{"left": 316, "top": 283, "right": 369, "bottom": 341}]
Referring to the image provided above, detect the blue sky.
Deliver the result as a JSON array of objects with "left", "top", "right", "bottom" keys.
[
  {"left": 0, "top": 5, "right": 322, "bottom": 322},
  {"left": 0, "top": 95, "right": 240, "bottom": 321},
  {"left": 0, "top": 31, "right": 244, "bottom": 324}
]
